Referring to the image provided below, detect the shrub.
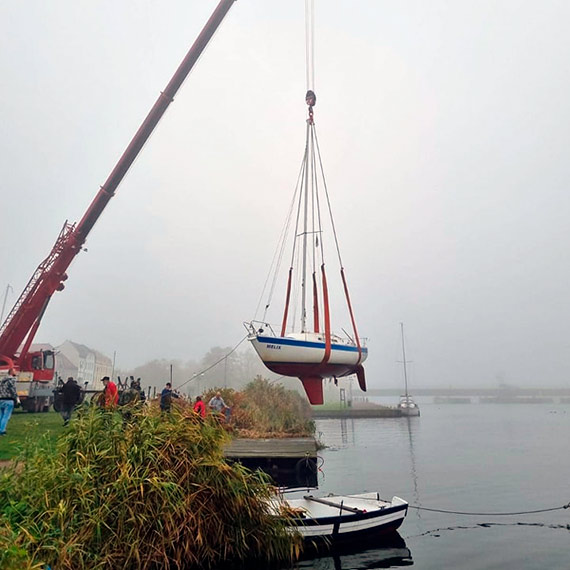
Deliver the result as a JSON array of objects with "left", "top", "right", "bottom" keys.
[{"left": 227, "top": 377, "right": 315, "bottom": 437}]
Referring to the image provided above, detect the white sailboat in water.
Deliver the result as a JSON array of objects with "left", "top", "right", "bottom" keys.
[
  {"left": 397, "top": 323, "right": 420, "bottom": 416},
  {"left": 246, "top": 89, "right": 367, "bottom": 405}
]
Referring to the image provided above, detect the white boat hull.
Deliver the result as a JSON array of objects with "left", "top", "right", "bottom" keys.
[
  {"left": 249, "top": 334, "right": 367, "bottom": 379},
  {"left": 399, "top": 407, "right": 420, "bottom": 417},
  {"left": 398, "top": 395, "right": 420, "bottom": 417},
  {"left": 280, "top": 492, "right": 408, "bottom": 545}
]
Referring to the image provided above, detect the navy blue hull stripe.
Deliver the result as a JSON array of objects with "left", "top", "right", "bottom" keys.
[{"left": 256, "top": 335, "right": 368, "bottom": 354}]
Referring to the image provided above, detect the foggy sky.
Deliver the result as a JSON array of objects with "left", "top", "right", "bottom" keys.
[{"left": 1, "top": 1, "right": 569, "bottom": 390}]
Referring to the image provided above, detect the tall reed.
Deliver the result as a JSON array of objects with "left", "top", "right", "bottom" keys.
[{"left": 0, "top": 406, "right": 301, "bottom": 569}]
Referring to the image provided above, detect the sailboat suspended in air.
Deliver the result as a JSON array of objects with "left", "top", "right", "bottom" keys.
[{"left": 246, "top": 91, "right": 367, "bottom": 405}]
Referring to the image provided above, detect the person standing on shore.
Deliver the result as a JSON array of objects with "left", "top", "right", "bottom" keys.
[
  {"left": 193, "top": 396, "right": 206, "bottom": 418},
  {"left": 0, "top": 368, "right": 20, "bottom": 435},
  {"left": 208, "top": 391, "right": 226, "bottom": 412},
  {"left": 102, "top": 376, "right": 118, "bottom": 408},
  {"left": 160, "top": 382, "right": 179, "bottom": 412},
  {"left": 209, "top": 391, "right": 232, "bottom": 423},
  {"left": 60, "top": 376, "right": 82, "bottom": 425}
]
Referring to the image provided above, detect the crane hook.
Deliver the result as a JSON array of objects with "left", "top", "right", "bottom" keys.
[{"left": 306, "top": 90, "right": 316, "bottom": 124}]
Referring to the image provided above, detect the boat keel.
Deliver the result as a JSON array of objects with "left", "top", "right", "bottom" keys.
[{"left": 301, "top": 376, "right": 324, "bottom": 405}]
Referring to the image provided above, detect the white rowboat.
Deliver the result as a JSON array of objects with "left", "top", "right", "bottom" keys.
[{"left": 276, "top": 492, "right": 408, "bottom": 546}]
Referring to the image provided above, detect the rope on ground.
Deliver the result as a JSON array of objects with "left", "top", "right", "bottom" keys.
[
  {"left": 408, "top": 502, "right": 570, "bottom": 516},
  {"left": 175, "top": 335, "right": 248, "bottom": 391}
]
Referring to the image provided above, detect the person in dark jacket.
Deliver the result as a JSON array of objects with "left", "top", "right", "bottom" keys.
[
  {"left": 160, "top": 382, "right": 179, "bottom": 412},
  {"left": 60, "top": 376, "right": 82, "bottom": 425},
  {"left": 119, "top": 378, "right": 147, "bottom": 422},
  {"left": 0, "top": 368, "right": 19, "bottom": 435}
]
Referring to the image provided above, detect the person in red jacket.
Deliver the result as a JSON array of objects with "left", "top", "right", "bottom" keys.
[
  {"left": 193, "top": 396, "right": 206, "bottom": 418},
  {"left": 101, "top": 376, "right": 118, "bottom": 408}
]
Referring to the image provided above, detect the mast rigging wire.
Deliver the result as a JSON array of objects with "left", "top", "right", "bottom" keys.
[{"left": 313, "top": 128, "right": 344, "bottom": 268}]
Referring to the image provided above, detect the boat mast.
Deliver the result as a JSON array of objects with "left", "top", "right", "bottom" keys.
[{"left": 400, "top": 322, "right": 409, "bottom": 398}]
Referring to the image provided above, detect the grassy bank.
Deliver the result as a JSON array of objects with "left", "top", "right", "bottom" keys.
[
  {"left": 0, "top": 411, "right": 65, "bottom": 461},
  {"left": 0, "top": 378, "right": 315, "bottom": 462}
]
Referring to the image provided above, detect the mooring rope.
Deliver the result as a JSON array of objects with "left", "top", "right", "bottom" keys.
[
  {"left": 408, "top": 502, "right": 570, "bottom": 516},
  {"left": 175, "top": 335, "right": 248, "bottom": 391},
  {"left": 342, "top": 494, "right": 570, "bottom": 516}
]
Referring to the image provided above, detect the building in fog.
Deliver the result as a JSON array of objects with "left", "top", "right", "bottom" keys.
[{"left": 56, "top": 340, "right": 113, "bottom": 389}]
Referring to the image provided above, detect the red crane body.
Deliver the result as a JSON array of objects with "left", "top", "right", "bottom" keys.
[{"left": 0, "top": 0, "right": 236, "bottom": 383}]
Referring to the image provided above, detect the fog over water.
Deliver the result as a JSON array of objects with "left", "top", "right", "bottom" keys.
[{"left": 1, "top": 1, "right": 569, "bottom": 389}]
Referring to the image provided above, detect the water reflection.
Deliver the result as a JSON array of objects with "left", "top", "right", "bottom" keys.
[
  {"left": 339, "top": 417, "right": 356, "bottom": 446},
  {"left": 293, "top": 532, "right": 413, "bottom": 569},
  {"left": 401, "top": 416, "right": 421, "bottom": 516}
]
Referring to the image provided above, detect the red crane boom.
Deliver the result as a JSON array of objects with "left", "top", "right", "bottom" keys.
[{"left": 0, "top": 0, "right": 236, "bottom": 376}]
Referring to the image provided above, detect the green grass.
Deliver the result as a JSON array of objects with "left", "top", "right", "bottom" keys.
[{"left": 0, "top": 411, "right": 65, "bottom": 461}]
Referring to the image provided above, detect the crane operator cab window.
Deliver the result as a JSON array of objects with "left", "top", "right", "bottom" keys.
[
  {"left": 31, "top": 351, "right": 55, "bottom": 370},
  {"left": 32, "top": 354, "right": 42, "bottom": 370},
  {"left": 43, "top": 351, "right": 55, "bottom": 370}
]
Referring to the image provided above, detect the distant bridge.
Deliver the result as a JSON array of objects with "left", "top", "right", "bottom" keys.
[{"left": 366, "top": 387, "right": 570, "bottom": 397}]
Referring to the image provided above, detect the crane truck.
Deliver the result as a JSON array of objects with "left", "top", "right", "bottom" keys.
[{"left": 0, "top": 0, "right": 236, "bottom": 411}]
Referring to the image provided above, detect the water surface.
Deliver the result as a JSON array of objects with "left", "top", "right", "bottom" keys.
[{"left": 291, "top": 403, "right": 570, "bottom": 569}]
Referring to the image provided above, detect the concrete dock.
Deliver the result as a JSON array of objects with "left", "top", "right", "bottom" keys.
[{"left": 311, "top": 407, "right": 403, "bottom": 419}]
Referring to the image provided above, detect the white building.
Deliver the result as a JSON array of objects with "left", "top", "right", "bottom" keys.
[{"left": 56, "top": 340, "right": 113, "bottom": 389}]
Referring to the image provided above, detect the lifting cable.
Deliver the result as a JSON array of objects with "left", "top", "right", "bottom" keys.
[
  {"left": 304, "top": 1, "right": 362, "bottom": 353},
  {"left": 305, "top": 0, "right": 315, "bottom": 93},
  {"left": 313, "top": 129, "right": 343, "bottom": 268},
  {"left": 254, "top": 167, "right": 303, "bottom": 324},
  {"left": 255, "top": 1, "right": 317, "bottom": 329},
  {"left": 280, "top": 144, "right": 309, "bottom": 334}
]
